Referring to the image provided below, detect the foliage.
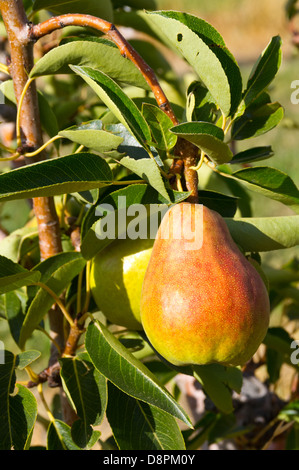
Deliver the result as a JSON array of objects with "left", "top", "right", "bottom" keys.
[{"left": 0, "top": 0, "right": 298, "bottom": 451}]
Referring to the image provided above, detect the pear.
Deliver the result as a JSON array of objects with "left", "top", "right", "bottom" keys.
[
  {"left": 90, "top": 238, "right": 153, "bottom": 330},
  {"left": 140, "top": 203, "right": 270, "bottom": 367}
]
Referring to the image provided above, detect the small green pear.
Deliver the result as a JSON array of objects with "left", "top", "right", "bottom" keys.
[
  {"left": 140, "top": 203, "right": 270, "bottom": 367},
  {"left": 90, "top": 238, "right": 153, "bottom": 330}
]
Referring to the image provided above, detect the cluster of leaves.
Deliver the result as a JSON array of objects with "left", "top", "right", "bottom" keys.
[{"left": 0, "top": 0, "right": 299, "bottom": 450}]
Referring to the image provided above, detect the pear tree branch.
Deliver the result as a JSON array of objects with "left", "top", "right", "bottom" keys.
[
  {"left": 0, "top": 0, "right": 75, "bottom": 423},
  {"left": 30, "top": 13, "right": 199, "bottom": 202}
]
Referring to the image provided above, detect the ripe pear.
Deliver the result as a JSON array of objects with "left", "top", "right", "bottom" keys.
[
  {"left": 90, "top": 238, "right": 153, "bottom": 330},
  {"left": 140, "top": 203, "right": 270, "bottom": 367}
]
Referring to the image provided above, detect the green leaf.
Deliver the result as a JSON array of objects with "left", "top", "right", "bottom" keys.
[
  {"left": 193, "top": 364, "right": 243, "bottom": 414},
  {"left": 170, "top": 121, "right": 233, "bottom": 164},
  {"left": 81, "top": 184, "right": 190, "bottom": 260},
  {"left": 242, "top": 36, "right": 282, "bottom": 109},
  {"left": 32, "top": 0, "right": 113, "bottom": 20},
  {"left": 59, "top": 120, "right": 123, "bottom": 153},
  {"left": 231, "top": 102, "right": 284, "bottom": 140},
  {"left": 0, "top": 352, "right": 37, "bottom": 450},
  {"left": 71, "top": 65, "right": 151, "bottom": 147},
  {"left": 85, "top": 321, "right": 193, "bottom": 428},
  {"left": 17, "top": 350, "right": 41, "bottom": 370},
  {"left": 30, "top": 39, "right": 149, "bottom": 90},
  {"left": 147, "top": 11, "right": 242, "bottom": 116},
  {"left": 197, "top": 190, "right": 238, "bottom": 217},
  {"left": 106, "top": 382, "right": 186, "bottom": 450},
  {"left": 0, "top": 256, "right": 40, "bottom": 294},
  {"left": 19, "top": 252, "right": 86, "bottom": 349},
  {"left": 3, "top": 290, "right": 27, "bottom": 345},
  {"left": 264, "top": 327, "right": 297, "bottom": 357},
  {"left": 186, "top": 81, "right": 218, "bottom": 123},
  {"left": 142, "top": 103, "right": 177, "bottom": 151},
  {"left": 227, "top": 166, "right": 299, "bottom": 213},
  {"left": 0, "top": 153, "right": 113, "bottom": 202},
  {"left": 118, "top": 156, "right": 169, "bottom": 200},
  {"left": 225, "top": 215, "right": 299, "bottom": 252},
  {"left": 230, "top": 146, "right": 274, "bottom": 165},
  {"left": 0, "top": 226, "right": 37, "bottom": 262},
  {"left": 47, "top": 420, "right": 81, "bottom": 450},
  {"left": 60, "top": 354, "right": 107, "bottom": 449}
]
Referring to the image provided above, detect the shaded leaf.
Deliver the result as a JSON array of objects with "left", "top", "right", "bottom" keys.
[
  {"left": 0, "top": 256, "right": 40, "bottom": 294},
  {"left": 230, "top": 146, "right": 274, "bottom": 164},
  {"left": 81, "top": 184, "right": 190, "bottom": 259},
  {"left": 0, "top": 226, "right": 37, "bottom": 263},
  {"left": 186, "top": 81, "right": 218, "bottom": 123},
  {"left": 85, "top": 321, "right": 193, "bottom": 428},
  {"left": 142, "top": 103, "right": 177, "bottom": 151},
  {"left": 106, "top": 382, "right": 186, "bottom": 450},
  {"left": 197, "top": 190, "right": 238, "bottom": 217},
  {"left": 227, "top": 166, "right": 299, "bottom": 213},
  {"left": 19, "top": 253, "right": 86, "bottom": 349},
  {"left": 193, "top": 364, "right": 243, "bottom": 414},
  {"left": 225, "top": 215, "right": 299, "bottom": 252},
  {"left": 231, "top": 102, "right": 284, "bottom": 140},
  {"left": 60, "top": 354, "right": 107, "bottom": 448},
  {"left": 0, "top": 352, "right": 37, "bottom": 450},
  {"left": 242, "top": 36, "right": 282, "bottom": 109},
  {"left": 47, "top": 420, "right": 81, "bottom": 450},
  {"left": 3, "top": 290, "right": 27, "bottom": 345}
]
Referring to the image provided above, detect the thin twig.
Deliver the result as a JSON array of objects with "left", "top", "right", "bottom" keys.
[{"left": 33, "top": 281, "right": 74, "bottom": 327}]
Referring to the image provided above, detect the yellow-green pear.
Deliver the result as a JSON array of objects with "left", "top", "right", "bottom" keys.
[
  {"left": 140, "top": 203, "right": 270, "bottom": 367},
  {"left": 90, "top": 238, "right": 153, "bottom": 330}
]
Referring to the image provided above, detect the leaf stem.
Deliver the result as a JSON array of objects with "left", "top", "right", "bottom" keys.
[
  {"left": 33, "top": 281, "right": 74, "bottom": 327},
  {"left": 189, "top": 150, "right": 205, "bottom": 171},
  {"left": 37, "top": 325, "right": 62, "bottom": 355},
  {"left": 111, "top": 179, "right": 147, "bottom": 185},
  {"left": 0, "top": 152, "right": 21, "bottom": 162},
  {"left": 0, "top": 62, "right": 9, "bottom": 75},
  {"left": 16, "top": 77, "right": 35, "bottom": 148},
  {"left": 23, "top": 135, "right": 63, "bottom": 157},
  {"left": 37, "top": 383, "right": 55, "bottom": 423},
  {"left": 176, "top": 174, "right": 183, "bottom": 192},
  {"left": 75, "top": 144, "right": 85, "bottom": 153},
  {"left": 82, "top": 260, "right": 91, "bottom": 315}
]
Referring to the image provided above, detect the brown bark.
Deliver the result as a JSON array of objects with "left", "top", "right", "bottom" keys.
[
  {"left": 0, "top": 0, "right": 63, "bottom": 261},
  {"left": 0, "top": 0, "right": 75, "bottom": 424}
]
